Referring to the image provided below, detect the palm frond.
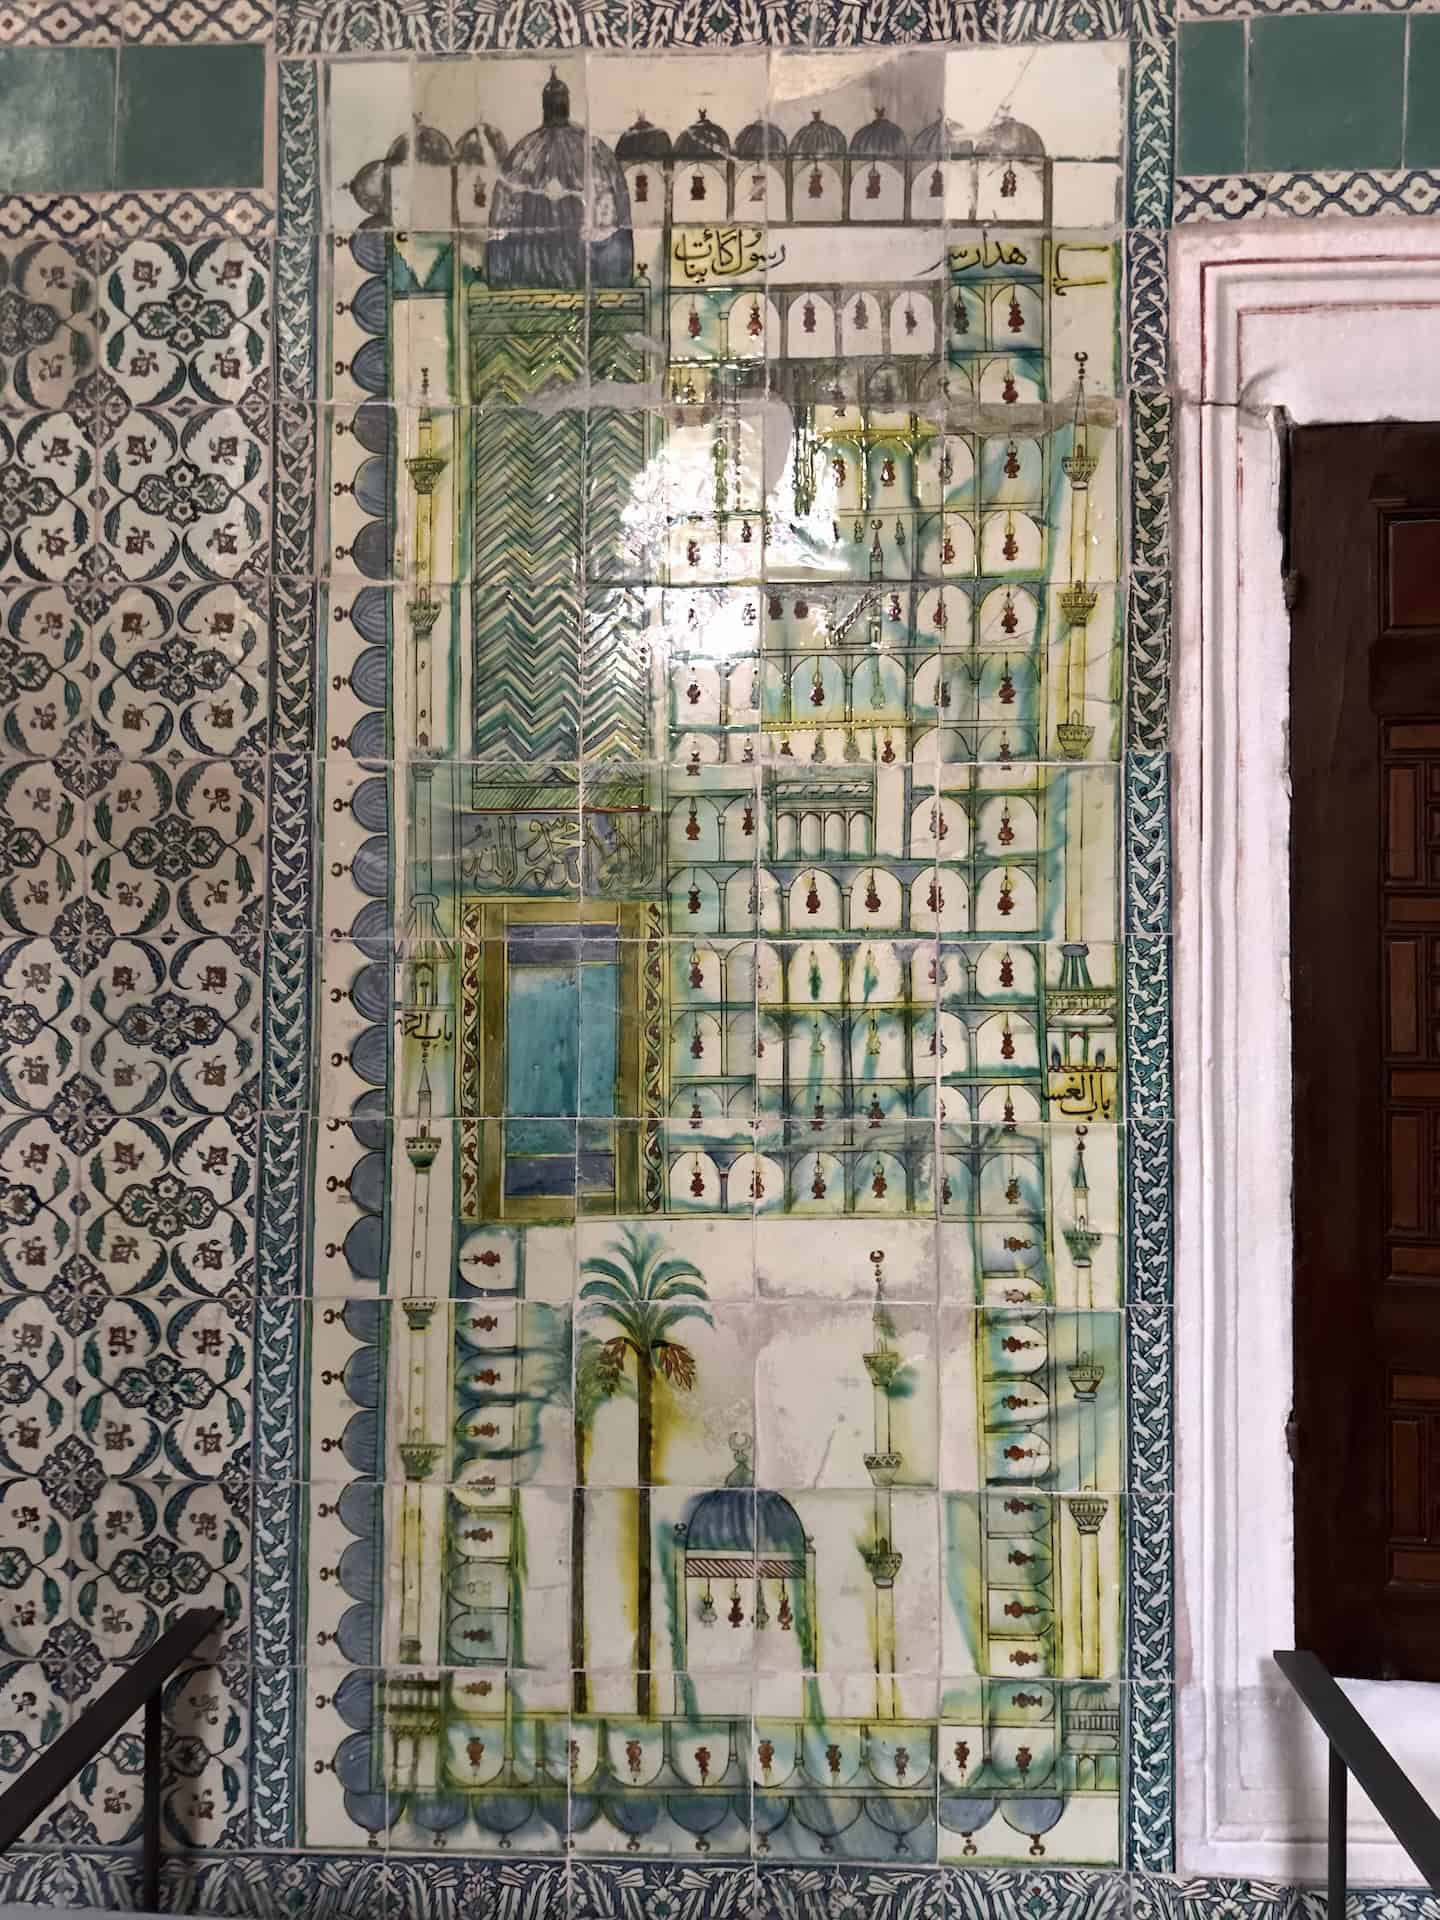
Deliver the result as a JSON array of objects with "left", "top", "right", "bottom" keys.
[
  {"left": 652, "top": 1302, "right": 715, "bottom": 1341},
  {"left": 651, "top": 1341, "right": 698, "bottom": 1391},
  {"left": 576, "top": 1256, "right": 637, "bottom": 1292}
]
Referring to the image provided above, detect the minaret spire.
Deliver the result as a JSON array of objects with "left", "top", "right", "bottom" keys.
[
  {"left": 1056, "top": 352, "right": 1098, "bottom": 761},
  {"left": 859, "top": 1249, "right": 904, "bottom": 1719}
]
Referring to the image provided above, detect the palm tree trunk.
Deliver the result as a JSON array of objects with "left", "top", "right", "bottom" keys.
[
  {"left": 636, "top": 1357, "right": 653, "bottom": 1718},
  {"left": 571, "top": 1410, "right": 587, "bottom": 1715}
]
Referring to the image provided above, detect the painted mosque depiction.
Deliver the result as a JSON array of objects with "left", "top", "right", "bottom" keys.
[{"left": 307, "top": 46, "right": 1126, "bottom": 1869}]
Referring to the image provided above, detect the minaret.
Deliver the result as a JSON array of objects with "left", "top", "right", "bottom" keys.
[
  {"left": 859, "top": 1249, "right": 904, "bottom": 1720},
  {"left": 1063, "top": 1131, "right": 1106, "bottom": 1679},
  {"left": 1055, "top": 352, "right": 1097, "bottom": 761},
  {"left": 396, "top": 368, "right": 453, "bottom": 1664},
  {"left": 407, "top": 370, "right": 447, "bottom": 753}
]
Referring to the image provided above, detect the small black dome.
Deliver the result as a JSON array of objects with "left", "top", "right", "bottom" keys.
[
  {"left": 987, "top": 114, "right": 1046, "bottom": 157},
  {"left": 792, "top": 108, "right": 846, "bottom": 159},
  {"left": 912, "top": 116, "right": 973, "bottom": 159},
  {"left": 850, "top": 105, "right": 906, "bottom": 158},
  {"left": 675, "top": 107, "right": 731, "bottom": 160},
  {"left": 456, "top": 125, "right": 506, "bottom": 165},
  {"left": 616, "top": 112, "right": 671, "bottom": 163},
  {"left": 735, "top": 117, "right": 788, "bottom": 159}
]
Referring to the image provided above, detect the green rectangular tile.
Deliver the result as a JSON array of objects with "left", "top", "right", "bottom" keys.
[
  {"left": 1406, "top": 16, "right": 1440, "bottom": 168},
  {"left": 117, "top": 44, "right": 264, "bottom": 191},
  {"left": 0, "top": 47, "right": 115, "bottom": 192},
  {"left": 1250, "top": 15, "right": 1404, "bottom": 173},
  {"left": 1178, "top": 21, "right": 1245, "bottom": 177}
]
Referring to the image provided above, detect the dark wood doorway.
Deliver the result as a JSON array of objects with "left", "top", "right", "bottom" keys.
[{"left": 1291, "top": 424, "right": 1440, "bottom": 1681}]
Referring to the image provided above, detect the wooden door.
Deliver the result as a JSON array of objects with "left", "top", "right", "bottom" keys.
[{"left": 1292, "top": 425, "right": 1440, "bottom": 1680}]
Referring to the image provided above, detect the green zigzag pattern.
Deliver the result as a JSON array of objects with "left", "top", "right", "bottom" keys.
[
  {"left": 583, "top": 405, "right": 650, "bottom": 761},
  {"left": 472, "top": 403, "right": 583, "bottom": 759}
]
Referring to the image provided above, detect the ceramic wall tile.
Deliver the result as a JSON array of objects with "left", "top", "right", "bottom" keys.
[{"left": 0, "top": 0, "right": 1228, "bottom": 1888}]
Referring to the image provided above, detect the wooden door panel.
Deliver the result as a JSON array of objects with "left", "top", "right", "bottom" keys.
[{"left": 1292, "top": 436, "right": 1440, "bottom": 1679}]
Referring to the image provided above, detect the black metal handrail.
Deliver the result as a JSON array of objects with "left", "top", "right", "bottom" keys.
[
  {"left": 1274, "top": 1649, "right": 1440, "bottom": 1910},
  {"left": 0, "top": 1605, "right": 223, "bottom": 1910}
]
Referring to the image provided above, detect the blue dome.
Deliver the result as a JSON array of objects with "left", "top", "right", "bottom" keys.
[
  {"left": 735, "top": 118, "right": 788, "bottom": 160},
  {"left": 851, "top": 106, "right": 906, "bottom": 158},
  {"left": 792, "top": 109, "right": 846, "bottom": 159},
  {"left": 488, "top": 71, "right": 632, "bottom": 290},
  {"left": 617, "top": 113, "right": 671, "bottom": 163},
  {"left": 675, "top": 108, "right": 731, "bottom": 161},
  {"left": 685, "top": 1488, "right": 806, "bottom": 1556},
  {"left": 912, "top": 116, "right": 973, "bottom": 159}
]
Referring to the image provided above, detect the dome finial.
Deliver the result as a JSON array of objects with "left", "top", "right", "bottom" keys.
[{"left": 542, "top": 66, "right": 569, "bottom": 127}]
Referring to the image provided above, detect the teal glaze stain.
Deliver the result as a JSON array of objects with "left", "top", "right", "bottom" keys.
[{"left": 0, "top": 48, "right": 114, "bottom": 192}]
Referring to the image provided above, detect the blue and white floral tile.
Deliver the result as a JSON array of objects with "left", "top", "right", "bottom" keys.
[
  {"left": 0, "top": 1293, "right": 78, "bottom": 1497},
  {"left": 575, "top": 1861, "right": 750, "bottom": 1920},
  {"left": 0, "top": 232, "right": 98, "bottom": 409},
  {"left": 758, "top": 1862, "right": 943, "bottom": 1917},
  {"left": 811, "top": 0, "right": 989, "bottom": 42},
  {"left": 0, "top": 581, "right": 95, "bottom": 760},
  {"left": 0, "top": 1654, "right": 81, "bottom": 1833}
]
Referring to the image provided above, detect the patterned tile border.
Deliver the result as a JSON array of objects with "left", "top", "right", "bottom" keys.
[
  {"left": 0, "top": 0, "right": 273, "bottom": 38},
  {"left": 0, "top": 0, "right": 118, "bottom": 41},
  {"left": 1179, "top": 0, "right": 1440, "bottom": 14},
  {"left": 0, "top": 1853, "right": 1436, "bottom": 1920},
  {"left": 119, "top": 0, "right": 276, "bottom": 36},
  {"left": 277, "top": 0, "right": 1018, "bottom": 45},
  {"left": 1175, "top": 168, "right": 1440, "bottom": 219},
  {"left": 0, "top": 188, "right": 274, "bottom": 240}
]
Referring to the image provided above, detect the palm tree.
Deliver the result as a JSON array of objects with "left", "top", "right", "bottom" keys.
[
  {"left": 578, "top": 1225, "right": 712, "bottom": 1718},
  {"left": 571, "top": 1329, "right": 630, "bottom": 1713}
]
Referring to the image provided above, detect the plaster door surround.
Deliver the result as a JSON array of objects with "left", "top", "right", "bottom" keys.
[{"left": 1173, "top": 223, "right": 1440, "bottom": 1886}]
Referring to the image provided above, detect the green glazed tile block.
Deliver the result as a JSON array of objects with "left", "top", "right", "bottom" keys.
[
  {"left": 118, "top": 44, "right": 265, "bottom": 190},
  {"left": 1406, "top": 17, "right": 1440, "bottom": 170},
  {"left": 1178, "top": 21, "right": 1245, "bottom": 178},
  {"left": 1249, "top": 15, "right": 1404, "bottom": 174},
  {"left": 0, "top": 47, "right": 115, "bottom": 192}
]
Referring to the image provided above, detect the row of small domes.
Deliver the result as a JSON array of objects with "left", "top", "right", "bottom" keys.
[{"left": 618, "top": 104, "right": 1046, "bottom": 164}]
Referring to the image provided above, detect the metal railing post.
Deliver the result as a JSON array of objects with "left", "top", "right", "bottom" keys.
[
  {"left": 142, "top": 1687, "right": 162, "bottom": 1913},
  {"left": 1274, "top": 1651, "right": 1440, "bottom": 1895},
  {"left": 1328, "top": 1744, "right": 1347, "bottom": 1920},
  {"left": 0, "top": 1606, "right": 221, "bottom": 1892}
]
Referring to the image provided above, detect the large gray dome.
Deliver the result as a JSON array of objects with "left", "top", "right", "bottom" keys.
[{"left": 487, "top": 71, "right": 633, "bottom": 290}]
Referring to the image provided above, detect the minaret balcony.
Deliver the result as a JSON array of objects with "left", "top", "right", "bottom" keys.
[
  {"left": 1063, "top": 1227, "right": 1104, "bottom": 1270},
  {"left": 864, "top": 1449, "right": 905, "bottom": 1486},
  {"left": 399, "top": 1439, "right": 443, "bottom": 1481},
  {"left": 408, "top": 595, "right": 444, "bottom": 636},
  {"left": 1055, "top": 718, "right": 1096, "bottom": 760},
  {"left": 860, "top": 1543, "right": 904, "bottom": 1587},
  {"left": 1066, "top": 1355, "right": 1105, "bottom": 1395},
  {"left": 1066, "top": 1494, "right": 1108, "bottom": 1536},
  {"left": 1057, "top": 582, "right": 1098, "bottom": 627}
]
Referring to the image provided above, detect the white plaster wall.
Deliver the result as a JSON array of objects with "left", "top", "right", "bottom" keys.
[{"left": 1172, "top": 223, "right": 1440, "bottom": 1886}]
